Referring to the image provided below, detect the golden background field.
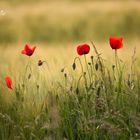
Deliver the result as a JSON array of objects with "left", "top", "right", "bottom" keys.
[{"left": 0, "top": 0, "right": 140, "bottom": 70}]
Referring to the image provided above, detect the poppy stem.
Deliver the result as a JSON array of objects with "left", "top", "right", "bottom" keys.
[
  {"left": 73, "top": 57, "right": 84, "bottom": 73},
  {"left": 115, "top": 49, "right": 120, "bottom": 76},
  {"left": 84, "top": 55, "right": 91, "bottom": 84},
  {"left": 27, "top": 57, "right": 32, "bottom": 75},
  {"left": 73, "top": 57, "right": 88, "bottom": 89},
  {"left": 23, "top": 57, "right": 32, "bottom": 85},
  {"left": 91, "top": 41, "right": 105, "bottom": 75},
  {"left": 44, "top": 61, "right": 50, "bottom": 70},
  {"left": 115, "top": 49, "right": 123, "bottom": 107},
  {"left": 91, "top": 41, "right": 105, "bottom": 87}
]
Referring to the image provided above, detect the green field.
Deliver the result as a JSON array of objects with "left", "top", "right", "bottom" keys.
[{"left": 0, "top": 1, "right": 140, "bottom": 140}]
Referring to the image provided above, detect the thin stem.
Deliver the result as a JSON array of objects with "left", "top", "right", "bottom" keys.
[
  {"left": 91, "top": 41, "right": 105, "bottom": 83},
  {"left": 76, "top": 74, "right": 83, "bottom": 94},
  {"left": 44, "top": 61, "right": 50, "bottom": 70},
  {"left": 73, "top": 57, "right": 87, "bottom": 88},
  {"left": 115, "top": 49, "right": 120, "bottom": 77},
  {"left": 89, "top": 64, "right": 94, "bottom": 82},
  {"left": 73, "top": 57, "right": 84, "bottom": 73},
  {"left": 84, "top": 55, "right": 91, "bottom": 84},
  {"left": 115, "top": 49, "right": 124, "bottom": 108},
  {"left": 23, "top": 57, "right": 31, "bottom": 86}
]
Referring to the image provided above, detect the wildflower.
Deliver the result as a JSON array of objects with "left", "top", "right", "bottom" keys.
[
  {"left": 21, "top": 44, "right": 36, "bottom": 56},
  {"left": 5, "top": 76, "right": 12, "bottom": 90},
  {"left": 109, "top": 37, "right": 123, "bottom": 49},
  {"left": 77, "top": 44, "right": 90, "bottom": 55}
]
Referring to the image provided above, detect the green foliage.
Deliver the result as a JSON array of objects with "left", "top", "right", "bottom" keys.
[{"left": 0, "top": 44, "right": 140, "bottom": 139}]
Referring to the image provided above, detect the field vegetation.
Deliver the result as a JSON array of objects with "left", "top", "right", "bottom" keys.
[{"left": 0, "top": 1, "right": 140, "bottom": 140}]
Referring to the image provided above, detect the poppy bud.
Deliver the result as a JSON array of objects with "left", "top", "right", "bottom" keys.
[
  {"left": 91, "top": 56, "right": 93, "bottom": 60},
  {"left": 37, "top": 85, "right": 39, "bottom": 89},
  {"left": 72, "top": 63, "right": 76, "bottom": 70},
  {"left": 112, "top": 65, "right": 115, "bottom": 70},
  {"left": 95, "top": 63, "right": 98, "bottom": 71},
  {"left": 88, "top": 62, "right": 91, "bottom": 65},
  {"left": 64, "top": 73, "right": 67, "bottom": 78},
  {"left": 38, "top": 60, "right": 43, "bottom": 66},
  {"left": 28, "top": 73, "right": 31, "bottom": 79},
  {"left": 76, "top": 87, "right": 79, "bottom": 94},
  {"left": 61, "top": 68, "right": 65, "bottom": 73}
]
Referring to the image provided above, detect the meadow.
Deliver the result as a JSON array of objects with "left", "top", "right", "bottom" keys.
[{"left": 0, "top": 1, "right": 140, "bottom": 140}]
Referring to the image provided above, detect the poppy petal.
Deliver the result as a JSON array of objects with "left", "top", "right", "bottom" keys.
[{"left": 5, "top": 76, "right": 12, "bottom": 90}]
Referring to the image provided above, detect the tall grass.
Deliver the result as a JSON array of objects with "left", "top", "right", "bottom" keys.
[{"left": 0, "top": 42, "right": 140, "bottom": 140}]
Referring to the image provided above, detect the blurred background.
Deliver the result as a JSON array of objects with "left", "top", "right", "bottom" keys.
[{"left": 0, "top": 0, "right": 140, "bottom": 45}]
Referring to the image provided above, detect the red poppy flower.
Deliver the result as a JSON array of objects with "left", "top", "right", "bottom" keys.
[
  {"left": 109, "top": 37, "right": 123, "bottom": 49},
  {"left": 21, "top": 44, "right": 36, "bottom": 56},
  {"left": 5, "top": 76, "right": 12, "bottom": 90},
  {"left": 77, "top": 44, "right": 90, "bottom": 55}
]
